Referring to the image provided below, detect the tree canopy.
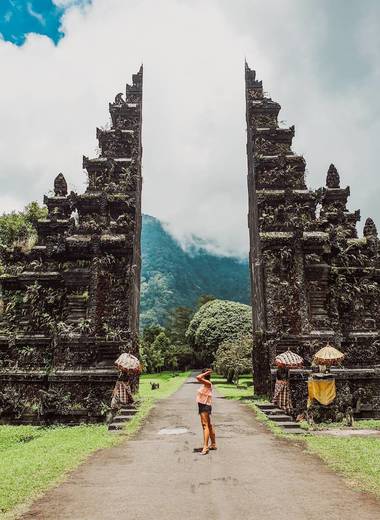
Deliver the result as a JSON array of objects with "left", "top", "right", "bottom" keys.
[
  {"left": 214, "top": 335, "right": 253, "bottom": 384},
  {"left": 186, "top": 299, "right": 252, "bottom": 366},
  {"left": 0, "top": 202, "right": 47, "bottom": 250}
]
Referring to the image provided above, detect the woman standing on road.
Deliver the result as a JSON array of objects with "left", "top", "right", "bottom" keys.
[{"left": 196, "top": 368, "right": 217, "bottom": 455}]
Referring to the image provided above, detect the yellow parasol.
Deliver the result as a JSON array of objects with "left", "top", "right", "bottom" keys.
[{"left": 313, "top": 344, "right": 344, "bottom": 366}]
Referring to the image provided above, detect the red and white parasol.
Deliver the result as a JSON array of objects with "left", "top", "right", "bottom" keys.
[
  {"left": 114, "top": 353, "right": 141, "bottom": 374},
  {"left": 275, "top": 350, "right": 303, "bottom": 369}
]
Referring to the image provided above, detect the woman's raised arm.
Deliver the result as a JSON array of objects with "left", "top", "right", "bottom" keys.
[{"left": 196, "top": 369, "right": 212, "bottom": 386}]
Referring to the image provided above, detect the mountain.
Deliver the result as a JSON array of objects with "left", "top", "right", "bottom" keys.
[{"left": 140, "top": 215, "right": 250, "bottom": 328}]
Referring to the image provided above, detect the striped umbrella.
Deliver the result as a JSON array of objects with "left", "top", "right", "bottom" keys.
[
  {"left": 275, "top": 350, "right": 303, "bottom": 368},
  {"left": 313, "top": 344, "right": 344, "bottom": 366},
  {"left": 114, "top": 353, "right": 141, "bottom": 374}
]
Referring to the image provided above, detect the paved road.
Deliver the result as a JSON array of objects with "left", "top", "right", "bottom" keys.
[{"left": 21, "top": 375, "right": 380, "bottom": 520}]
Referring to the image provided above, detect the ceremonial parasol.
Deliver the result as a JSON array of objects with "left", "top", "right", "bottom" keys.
[
  {"left": 114, "top": 353, "right": 141, "bottom": 374},
  {"left": 313, "top": 344, "right": 344, "bottom": 366},
  {"left": 275, "top": 350, "right": 303, "bottom": 369}
]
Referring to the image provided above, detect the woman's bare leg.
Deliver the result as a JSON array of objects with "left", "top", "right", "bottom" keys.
[
  {"left": 208, "top": 416, "right": 216, "bottom": 448},
  {"left": 200, "top": 412, "right": 210, "bottom": 453}
]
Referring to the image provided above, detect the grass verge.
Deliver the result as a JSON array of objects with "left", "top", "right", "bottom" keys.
[
  {"left": 138, "top": 371, "right": 191, "bottom": 400},
  {"left": 215, "top": 374, "right": 380, "bottom": 497},
  {"left": 0, "top": 424, "right": 117, "bottom": 518},
  {"left": 0, "top": 371, "right": 190, "bottom": 518},
  {"left": 212, "top": 374, "right": 254, "bottom": 400},
  {"left": 305, "top": 435, "right": 380, "bottom": 497},
  {"left": 303, "top": 419, "right": 380, "bottom": 431}
]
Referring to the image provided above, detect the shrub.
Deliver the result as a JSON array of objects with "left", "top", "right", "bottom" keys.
[
  {"left": 0, "top": 202, "right": 47, "bottom": 250},
  {"left": 214, "top": 335, "right": 253, "bottom": 384},
  {"left": 140, "top": 326, "right": 194, "bottom": 372},
  {"left": 186, "top": 299, "right": 252, "bottom": 366},
  {"left": 164, "top": 344, "right": 194, "bottom": 371},
  {"left": 140, "top": 330, "right": 167, "bottom": 373}
]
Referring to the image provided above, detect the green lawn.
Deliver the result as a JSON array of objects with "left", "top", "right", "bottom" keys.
[
  {"left": 304, "top": 419, "right": 380, "bottom": 431},
  {"left": 212, "top": 373, "right": 254, "bottom": 399},
  {"left": 138, "top": 371, "right": 191, "bottom": 399},
  {"left": 0, "top": 371, "right": 189, "bottom": 518},
  {"left": 0, "top": 425, "right": 117, "bottom": 517},
  {"left": 300, "top": 418, "right": 380, "bottom": 497},
  {"left": 215, "top": 375, "right": 380, "bottom": 498},
  {"left": 306, "top": 435, "right": 380, "bottom": 497}
]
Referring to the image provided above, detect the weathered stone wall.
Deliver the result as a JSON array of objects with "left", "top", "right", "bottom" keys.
[
  {"left": 245, "top": 62, "right": 380, "bottom": 419},
  {"left": 0, "top": 67, "right": 143, "bottom": 424}
]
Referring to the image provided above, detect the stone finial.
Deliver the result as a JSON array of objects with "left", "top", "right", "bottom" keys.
[
  {"left": 114, "top": 92, "right": 125, "bottom": 105},
  {"left": 363, "top": 217, "right": 378, "bottom": 238},
  {"left": 132, "top": 65, "right": 143, "bottom": 88},
  {"left": 245, "top": 61, "right": 263, "bottom": 89},
  {"left": 326, "top": 164, "right": 340, "bottom": 188},
  {"left": 54, "top": 173, "right": 68, "bottom": 196}
]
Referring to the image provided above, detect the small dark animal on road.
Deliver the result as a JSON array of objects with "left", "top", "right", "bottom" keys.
[{"left": 150, "top": 382, "right": 160, "bottom": 390}]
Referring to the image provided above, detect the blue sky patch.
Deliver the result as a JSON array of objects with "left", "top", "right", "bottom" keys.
[{"left": 0, "top": 0, "right": 90, "bottom": 46}]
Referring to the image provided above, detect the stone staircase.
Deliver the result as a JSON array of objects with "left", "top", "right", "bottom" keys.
[
  {"left": 256, "top": 403, "right": 306, "bottom": 435},
  {"left": 108, "top": 404, "right": 138, "bottom": 432}
]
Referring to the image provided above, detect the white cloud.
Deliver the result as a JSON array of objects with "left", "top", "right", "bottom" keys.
[{"left": 0, "top": 0, "right": 379, "bottom": 256}]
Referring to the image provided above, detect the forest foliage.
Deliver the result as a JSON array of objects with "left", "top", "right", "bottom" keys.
[
  {"left": 140, "top": 215, "right": 250, "bottom": 327},
  {"left": 139, "top": 297, "right": 254, "bottom": 373},
  {"left": 140, "top": 306, "right": 195, "bottom": 373},
  {"left": 0, "top": 202, "right": 47, "bottom": 250},
  {"left": 213, "top": 335, "right": 253, "bottom": 384},
  {"left": 186, "top": 299, "right": 252, "bottom": 366}
]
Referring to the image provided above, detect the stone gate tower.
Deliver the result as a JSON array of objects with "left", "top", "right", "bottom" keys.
[
  {"left": 0, "top": 67, "right": 143, "bottom": 423},
  {"left": 245, "top": 63, "right": 380, "bottom": 418}
]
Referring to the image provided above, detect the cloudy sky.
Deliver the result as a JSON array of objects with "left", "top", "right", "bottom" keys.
[{"left": 0, "top": 0, "right": 379, "bottom": 256}]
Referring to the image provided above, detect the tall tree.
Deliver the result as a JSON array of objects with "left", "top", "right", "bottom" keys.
[
  {"left": 186, "top": 299, "right": 252, "bottom": 366},
  {"left": 0, "top": 202, "right": 47, "bottom": 249},
  {"left": 165, "top": 306, "right": 193, "bottom": 345}
]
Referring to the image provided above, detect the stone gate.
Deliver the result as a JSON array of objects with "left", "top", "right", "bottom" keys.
[
  {"left": 245, "top": 63, "right": 380, "bottom": 419},
  {"left": 0, "top": 67, "right": 143, "bottom": 424}
]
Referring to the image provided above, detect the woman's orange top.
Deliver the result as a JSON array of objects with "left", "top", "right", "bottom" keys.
[{"left": 196, "top": 383, "right": 212, "bottom": 406}]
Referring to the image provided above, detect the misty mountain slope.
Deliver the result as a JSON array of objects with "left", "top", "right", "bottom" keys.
[{"left": 140, "top": 215, "right": 250, "bottom": 327}]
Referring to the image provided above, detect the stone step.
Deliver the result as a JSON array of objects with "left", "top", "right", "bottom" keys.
[
  {"left": 275, "top": 421, "right": 301, "bottom": 429},
  {"left": 113, "top": 414, "right": 135, "bottom": 423},
  {"left": 256, "top": 403, "right": 275, "bottom": 410},
  {"left": 269, "top": 414, "right": 293, "bottom": 422},
  {"left": 255, "top": 403, "right": 307, "bottom": 435},
  {"left": 108, "top": 423, "right": 123, "bottom": 431},
  {"left": 119, "top": 407, "right": 137, "bottom": 414},
  {"left": 266, "top": 408, "right": 285, "bottom": 416},
  {"left": 108, "top": 404, "right": 139, "bottom": 431}
]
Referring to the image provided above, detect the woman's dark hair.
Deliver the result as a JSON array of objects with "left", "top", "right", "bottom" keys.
[{"left": 202, "top": 368, "right": 211, "bottom": 380}]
